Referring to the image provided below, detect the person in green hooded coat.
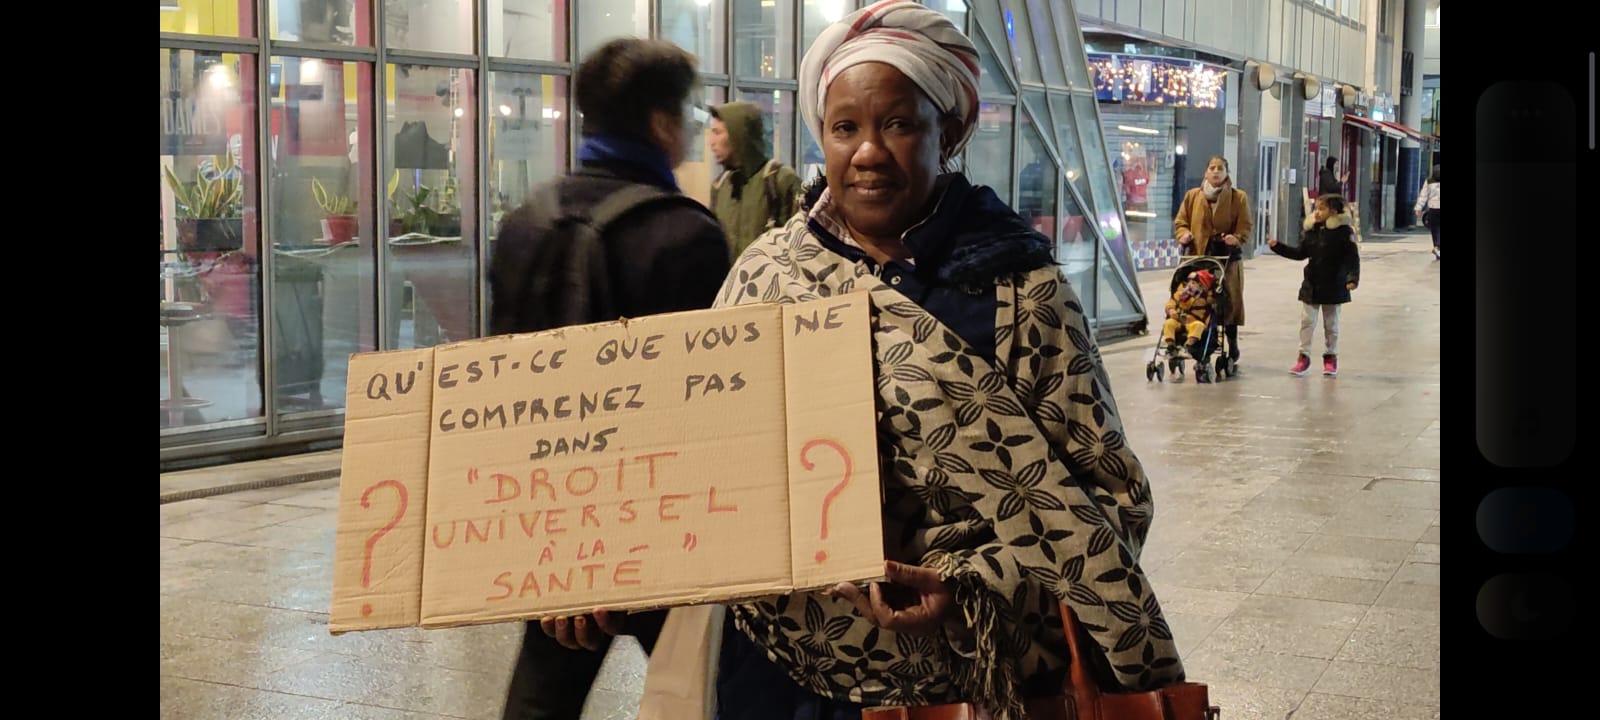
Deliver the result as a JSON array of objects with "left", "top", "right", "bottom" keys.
[{"left": 709, "top": 101, "right": 803, "bottom": 258}]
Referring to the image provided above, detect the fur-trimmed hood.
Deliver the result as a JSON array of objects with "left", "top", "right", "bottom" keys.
[{"left": 1304, "top": 210, "right": 1353, "bottom": 231}]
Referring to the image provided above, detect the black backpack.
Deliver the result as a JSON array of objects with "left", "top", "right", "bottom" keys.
[{"left": 489, "top": 177, "right": 709, "bottom": 335}]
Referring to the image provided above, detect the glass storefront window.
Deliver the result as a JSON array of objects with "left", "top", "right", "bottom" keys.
[
  {"left": 1050, "top": 0, "right": 1092, "bottom": 90},
  {"left": 1072, "top": 93, "right": 1125, "bottom": 261},
  {"left": 1042, "top": 94, "right": 1095, "bottom": 312},
  {"left": 1023, "top": 0, "right": 1065, "bottom": 88},
  {"left": 1045, "top": 93, "right": 1094, "bottom": 215},
  {"left": 160, "top": 0, "right": 253, "bottom": 37},
  {"left": 966, "top": 103, "right": 1014, "bottom": 204},
  {"left": 385, "top": 0, "right": 474, "bottom": 55},
  {"left": 161, "top": 49, "right": 261, "bottom": 430},
  {"left": 266, "top": 57, "right": 375, "bottom": 416},
  {"left": 802, "top": 0, "right": 851, "bottom": 53},
  {"left": 385, "top": 64, "right": 479, "bottom": 350},
  {"left": 737, "top": 90, "right": 797, "bottom": 166},
  {"left": 735, "top": 0, "right": 796, "bottom": 80},
  {"left": 270, "top": 57, "right": 379, "bottom": 416},
  {"left": 974, "top": 28, "right": 1012, "bottom": 97},
  {"left": 662, "top": 0, "right": 728, "bottom": 73},
  {"left": 490, "top": 0, "right": 567, "bottom": 61},
  {"left": 580, "top": 0, "right": 650, "bottom": 59},
  {"left": 677, "top": 86, "right": 728, "bottom": 207},
  {"left": 489, "top": 74, "right": 569, "bottom": 254},
  {"left": 1000, "top": 0, "right": 1042, "bottom": 85},
  {"left": 272, "top": 0, "right": 365, "bottom": 45},
  {"left": 1016, "top": 112, "right": 1058, "bottom": 242}
]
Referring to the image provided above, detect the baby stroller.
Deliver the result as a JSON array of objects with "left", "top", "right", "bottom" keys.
[{"left": 1145, "top": 257, "right": 1238, "bottom": 384}]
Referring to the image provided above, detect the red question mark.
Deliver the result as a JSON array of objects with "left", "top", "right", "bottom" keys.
[
  {"left": 800, "top": 439, "right": 852, "bottom": 564},
  {"left": 359, "top": 480, "right": 409, "bottom": 618}
]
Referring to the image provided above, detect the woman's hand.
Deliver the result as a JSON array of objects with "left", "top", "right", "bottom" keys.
[
  {"left": 540, "top": 610, "right": 627, "bottom": 651},
  {"left": 1223, "top": 234, "right": 1240, "bottom": 247},
  {"left": 831, "top": 561, "right": 955, "bottom": 636},
  {"left": 1267, "top": 238, "right": 1278, "bottom": 248},
  {"left": 1176, "top": 230, "right": 1192, "bottom": 245},
  {"left": 1346, "top": 282, "right": 1357, "bottom": 291}
]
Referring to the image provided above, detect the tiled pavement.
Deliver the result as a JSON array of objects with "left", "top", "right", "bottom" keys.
[{"left": 160, "top": 232, "right": 1440, "bottom": 720}]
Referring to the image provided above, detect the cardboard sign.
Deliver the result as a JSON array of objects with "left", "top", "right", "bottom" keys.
[{"left": 330, "top": 294, "right": 883, "bottom": 633}]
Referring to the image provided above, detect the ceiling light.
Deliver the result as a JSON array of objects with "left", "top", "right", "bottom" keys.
[{"left": 1117, "top": 125, "right": 1159, "bottom": 135}]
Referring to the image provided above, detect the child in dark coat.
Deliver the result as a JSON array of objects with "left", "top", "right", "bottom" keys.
[{"left": 1268, "top": 194, "right": 1360, "bottom": 377}]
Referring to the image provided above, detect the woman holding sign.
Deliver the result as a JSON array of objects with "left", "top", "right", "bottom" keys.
[
  {"left": 703, "top": 2, "right": 1184, "bottom": 718},
  {"left": 546, "top": 2, "right": 1187, "bottom": 716}
]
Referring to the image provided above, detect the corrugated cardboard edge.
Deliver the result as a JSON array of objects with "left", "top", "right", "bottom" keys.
[{"left": 329, "top": 348, "right": 435, "bottom": 635}]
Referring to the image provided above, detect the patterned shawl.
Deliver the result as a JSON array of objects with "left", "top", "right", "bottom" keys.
[{"left": 713, "top": 183, "right": 1185, "bottom": 719}]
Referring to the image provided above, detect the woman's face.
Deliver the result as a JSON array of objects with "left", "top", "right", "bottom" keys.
[
  {"left": 821, "top": 63, "right": 952, "bottom": 243},
  {"left": 1205, "top": 159, "right": 1228, "bottom": 186}
]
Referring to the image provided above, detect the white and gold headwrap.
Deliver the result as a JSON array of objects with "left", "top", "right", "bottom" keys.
[{"left": 798, "top": 0, "right": 982, "bottom": 160}]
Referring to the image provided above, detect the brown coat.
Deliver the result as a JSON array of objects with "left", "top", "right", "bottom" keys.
[
  {"left": 1174, "top": 184, "right": 1253, "bottom": 256},
  {"left": 1173, "top": 184, "right": 1252, "bottom": 326}
]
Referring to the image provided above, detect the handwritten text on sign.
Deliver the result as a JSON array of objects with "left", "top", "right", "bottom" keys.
[{"left": 330, "top": 295, "right": 883, "bottom": 632}]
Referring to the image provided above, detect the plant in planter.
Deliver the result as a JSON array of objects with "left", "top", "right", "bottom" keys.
[
  {"left": 393, "top": 179, "right": 463, "bottom": 237},
  {"left": 163, "top": 151, "right": 244, "bottom": 252},
  {"left": 311, "top": 178, "right": 359, "bottom": 243}
]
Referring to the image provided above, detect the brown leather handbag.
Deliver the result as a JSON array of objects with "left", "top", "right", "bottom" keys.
[{"left": 863, "top": 604, "right": 1220, "bottom": 720}]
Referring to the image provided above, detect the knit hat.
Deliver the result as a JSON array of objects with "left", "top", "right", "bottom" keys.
[{"left": 1189, "top": 269, "right": 1215, "bottom": 291}]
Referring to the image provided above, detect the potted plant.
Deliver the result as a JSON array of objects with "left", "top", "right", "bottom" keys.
[
  {"left": 393, "top": 181, "right": 464, "bottom": 238},
  {"left": 311, "top": 178, "right": 359, "bottom": 243},
  {"left": 163, "top": 151, "right": 244, "bottom": 252}
]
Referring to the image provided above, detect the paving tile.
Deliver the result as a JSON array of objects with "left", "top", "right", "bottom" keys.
[
  {"left": 161, "top": 634, "right": 321, "bottom": 686},
  {"left": 1164, "top": 612, "right": 1227, "bottom": 658},
  {"left": 254, "top": 652, "right": 408, "bottom": 703},
  {"left": 1336, "top": 608, "right": 1440, "bottom": 670},
  {"left": 1192, "top": 682, "right": 1304, "bottom": 720},
  {"left": 1198, "top": 616, "right": 1358, "bottom": 660},
  {"left": 1157, "top": 548, "right": 1285, "bottom": 594},
  {"left": 1230, "top": 595, "right": 1367, "bottom": 628},
  {"left": 161, "top": 540, "right": 329, "bottom": 574},
  {"left": 1319, "top": 505, "right": 1437, "bottom": 542},
  {"left": 1292, "top": 692, "right": 1437, "bottom": 720},
  {"left": 160, "top": 514, "right": 269, "bottom": 541},
  {"left": 1313, "top": 660, "right": 1441, "bottom": 706},
  {"left": 357, "top": 666, "right": 511, "bottom": 718},
  {"left": 1180, "top": 646, "right": 1329, "bottom": 691},
  {"left": 1255, "top": 568, "right": 1387, "bottom": 605},
  {"left": 1374, "top": 578, "right": 1441, "bottom": 612}
]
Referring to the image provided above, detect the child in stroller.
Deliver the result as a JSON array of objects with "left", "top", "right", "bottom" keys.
[{"left": 1147, "top": 258, "right": 1236, "bottom": 383}]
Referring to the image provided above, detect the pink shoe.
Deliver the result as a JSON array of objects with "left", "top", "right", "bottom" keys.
[
  {"left": 1323, "top": 354, "right": 1338, "bottom": 377},
  {"left": 1290, "top": 354, "right": 1311, "bottom": 376}
]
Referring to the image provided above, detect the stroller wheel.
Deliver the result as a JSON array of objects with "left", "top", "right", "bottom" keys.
[
  {"left": 1197, "top": 364, "right": 1212, "bottom": 384},
  {"left": 1215, "top": 356, "right": 1229, "bottom": 380},
  {"left": 1154, "top": 364, "right": 1164, "bottom": 382},
  {"left": 1146, "top": 363, "right": 1156, "bottom": 382}
]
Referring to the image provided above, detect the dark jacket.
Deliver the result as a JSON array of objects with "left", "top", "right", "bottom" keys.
[
  {"left": 711, "top": 101, "right": 803, "bottom": 259},
  {"left": 488, "top": 160, "right": 731, "bottom": 335},
  {"left": 1318, "top": 167, "right": 1343, "bottom": 197},
  {"left": 1271, "top": 212, "right": 1361, "bottom": 304},
  {"left": 800, "top": 173, "right": 1055, "bottom": 361}
]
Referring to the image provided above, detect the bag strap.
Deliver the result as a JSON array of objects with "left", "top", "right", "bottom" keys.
[{"left": 763, "top": 160, "right": 785, "bottom": 229}]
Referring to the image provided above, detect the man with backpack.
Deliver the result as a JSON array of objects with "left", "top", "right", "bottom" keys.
[
  {"left": 708, "top": 101, "right": 803, "bottom": 259},
  {"left": 487, "top": 37, "right": 730, "bottom": 720}
]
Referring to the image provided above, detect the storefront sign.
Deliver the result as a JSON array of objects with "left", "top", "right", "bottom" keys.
[
  {"left": 160, "top": 95, "right": 228, "bottom": 156},
  {"left": 1088, "top": 53, "right": 1228, "bottom": 109}
]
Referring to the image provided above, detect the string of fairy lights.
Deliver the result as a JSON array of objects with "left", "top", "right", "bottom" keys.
[{"left": 1088, "top": 54, "right": 1225, "bottom": 109}]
